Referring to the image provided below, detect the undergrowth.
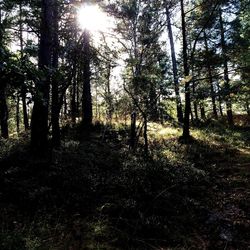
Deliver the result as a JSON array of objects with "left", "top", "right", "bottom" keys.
[{"left": 0, "top": 121, "right": 249, "bottom": 249}]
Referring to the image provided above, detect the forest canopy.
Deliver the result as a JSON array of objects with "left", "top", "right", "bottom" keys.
[{"left": 0, "top": 0, "right": 249, "bottom": 147}]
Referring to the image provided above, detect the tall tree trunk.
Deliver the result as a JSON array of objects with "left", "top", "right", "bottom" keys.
[
  {"left": 219, "top": 9, "right": 234, "bottom": 126},
  {"left": 19, "top": 3, "right": 29, "bottom": 130},
  {"left": 31, "top": 0, "right": 53, "bottom": 151},
  {"left": 106, "top": 63, "right": 113, "bottom": 123},
  {"left": 0, "top": 84, "right": 9, "bottom": 139},
  {"left": 181, "top": 0, "right": 191, "bottom": 139},
  {"left": 204, "top": 31, "right": 218, "bottom": 119},
  {"left": 71, "top": 73, "right": 77, "bottom": 124},
  {"left": 0, "top": 7, "right": 8, "bottom": 139},
  {"left": 166, "top": 6, "right": 183, "bottom": 123},
  {"left": 51, "top": 0, "right": 60, "bottom": 147},
  {"left": 82, "top": 30, "right": 92, "bottom": 127},
  {"left": 76, "top": 69, "right": 80, "bottom": 117}
]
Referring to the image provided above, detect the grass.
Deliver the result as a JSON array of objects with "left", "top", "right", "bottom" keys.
[{"left": 0, "top": 120, "right": 249, "bottom": 249}]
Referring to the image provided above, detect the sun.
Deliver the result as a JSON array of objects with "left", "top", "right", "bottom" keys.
[{"left": 77, "top": 4, "right": 110, "bottom": 32}]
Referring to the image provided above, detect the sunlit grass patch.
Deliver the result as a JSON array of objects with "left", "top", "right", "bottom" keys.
[
  {"left": 148, "top": 122, "right": 181, "bottom": 140},
  {"left": 161, "top": 148, "right": 185, "bottom": 165}
]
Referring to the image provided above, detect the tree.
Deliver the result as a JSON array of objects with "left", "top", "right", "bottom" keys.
[
  {"left": 219, "top": 7, "right": 234, "bottom": 126},
  {"left": 51, "top": 0, "right": 60, "bottom": 147},
  {"left": 181, "top": 0, "right": 191, "bottom": 139},
  {"left": 81, "top": 30, "right": 93, "bottom": 128},
  {"left": 0, "top": 1, "right": 11, "bottom": 139},
  {"left": 31, "top": 0, "right": 53, "bottom": 151},
  {"left": 165, "top": 1, "right": 183, "bottom": 123}
]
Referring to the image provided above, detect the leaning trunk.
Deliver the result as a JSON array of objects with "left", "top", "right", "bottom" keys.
[{"left": 166, "top": 6, "right": 183, "bottom": 123}]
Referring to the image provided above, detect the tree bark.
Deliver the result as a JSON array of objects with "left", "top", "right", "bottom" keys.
[
  {"left": 204, "top": 31, "right": 218, "bottom": 119},
  {"left": 130, "top": 111, "right": 136, "bottom": 149},
  {"left": 166, "top": 6, "right": 183, "bottom": 123},
  {"left": 82, "top": 30, "right": 92, "bottom": 127},
  {"left": 219, "top": 9, "right": 234, "bottom": 126},
  {"left": 216, "top": 81, "right": 224, "bottom": 117},
  {"left": 192, "top": 82, "right": 199, "bottom": 120},
  {"left": 0, "top": 7, "right": 8, "bottom": 139},
  {"left": 19, "top": 3, "right": 29, "bottom": 130},
  {"left": 106, "top": 63, "right": 113, "bottom": 123},
  {"left": 181, "top": 0, "right": 191, "bottom": 139},
  {"left": 21, "top": 87, "right": 29, "bottom": 130},
  {"left": 71, "top": 64, "right": 77, "bottom": 124},
  {"left": 16, "top": 94, "right": 20, "bottom": 135},
  {"left": 51, "top": 0, "right": 60, "bottom": 147},
  {"left": 0, "top": 84, "right": 9, "bottom": 139},
  {"left": 31, "top": 0, "right": 53, "bottom": 151}
]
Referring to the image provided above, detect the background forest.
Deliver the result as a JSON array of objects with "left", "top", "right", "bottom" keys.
[{"left": 0, "top": 0, "right": 249, "bottom": 249}]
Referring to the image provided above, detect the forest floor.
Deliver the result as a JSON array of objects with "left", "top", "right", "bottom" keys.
[{"left": 0, "top": 118, "right": 249, "bottom": 250}]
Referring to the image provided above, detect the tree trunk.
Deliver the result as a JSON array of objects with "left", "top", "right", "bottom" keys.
[
  {"left": 51, "top": 0, "right": 60, "bottom": 147},
  {"left": 143, "top": 116, "right": 148, "bottom": 157},
  {"left": 19, "top": 3, "right": 29, "bottom": 130},
  {"left": 82, "top": 30, "right": 92, "bottom": 127},
  {"left": 219, "top": 9, "right": 234, "bottom": 126},
  {"left": 16, "top": 94, "right": 20, "bottom": 135},
  {"left": 181, "top": 0, "right": 191, "bottom": 139},
  {"left": 190, "top": 105, "right": 194, "bottom": 123},
  {"left": 0, "top": 84, "right": 9, "bottom": 139},
  {"left": 106, "top": 63, "right": 113, "bottom": 124},
  {"left": 200, "top": 102, "right": 206, "bottom": 120},
  {"left": 204, "top": 31, "right": 218, "bottom": 119},
  {"left": 0, "top": 8, "right": 8, "bottom": 139},
  {"left": 31, "top": 0, "right": 53, "bottom": 151},
  {"left": 71, "top": 79, "right": 77, "bottom": 124},
  {"left": 192, "top": 82, "right": 199, "bottom": 120},
  {"left": 21, "top": 87, "right": 29, "bottom": 130},
  {"left": 71, "top": 66, "right": 77, "bottom": 124},
  {"left": 64, "top": 94, "right": 67, "bottom": 118},
  {"left": 130, "top": 111, "right": 136, "bottom": 149},
  {"left": 166, "top": 6, "right": 183, "bottom": 123},
  {"left": 217, "top": 81, "right": 224, "bottom": 117}
]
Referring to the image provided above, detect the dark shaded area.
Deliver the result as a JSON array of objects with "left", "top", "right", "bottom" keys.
[{"left": 0, "top": 123, "right": 249, "bottom": 249}]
